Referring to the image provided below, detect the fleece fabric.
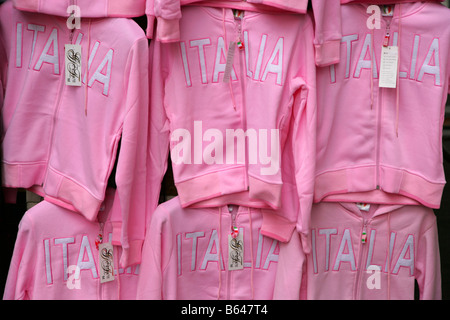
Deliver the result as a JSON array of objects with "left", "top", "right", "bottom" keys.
[
  {"left": 145, "top": 0, "right": 342, "bottom": 66},
  {"left": 147, "top": 5, "right": 317, "bottom": 245},
  {"left": 12, "top": 0, "right": 146, "bottom": 17},
  {"left": 136, "top": 197, "right": 281, "bottom": 300},
  {"left": 314, "top": 2, "right": 450, "bottom": 209},
  {"left": 274, "top": 202, "right": 441, "bottom": 300},
  {"left": 0, "top": 1, "right": 149, "bottom": 267},
  {"left": 3, "top": 190, "right": 141, "bottom": 300}
]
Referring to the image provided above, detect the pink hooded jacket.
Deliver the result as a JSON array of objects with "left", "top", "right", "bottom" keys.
[
  {"left": 0, "top": 0, "right": 149, "bottom": 267},
  {"left": 314, "top": 2, "right": 450, "bottom": 209},
  {"left": 3, "top": 189, "right": 141, "bottom": 300},
  {"left": 274, "top": 202, "right": 441, "bottom": 300},
  {"left": 145, "top": 0, "right": 342, "bottom": 66},
  {"left": 147, "top": 5, "right": 317, "bottom": 245},
  {"left": 136, "top": 197, "right": 280, "bottom": 300},
  {"left": 12, "top": 0, "right": 146, "bottom": 17}
]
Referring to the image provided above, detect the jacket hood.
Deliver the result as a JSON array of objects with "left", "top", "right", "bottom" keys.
[{"left": 12, "top": 0, "right": 146, "bottom": 18}]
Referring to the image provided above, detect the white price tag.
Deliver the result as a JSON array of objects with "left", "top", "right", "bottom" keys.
[
  {"left": 98, "top": 242, "right": 115, "bottom": 283},
  {"left": 228, "top": 233, "right": 244, "bottom": 271},
  {"left": 379, "top": 46, "right": 398, "bottom": 88},
  {"left": 65, "top": 44, "right": 82, "bottom": 86}
]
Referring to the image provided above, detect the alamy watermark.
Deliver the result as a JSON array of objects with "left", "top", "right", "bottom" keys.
[{"left": 170, "top": 121, "right": 280, "bottom": 176}]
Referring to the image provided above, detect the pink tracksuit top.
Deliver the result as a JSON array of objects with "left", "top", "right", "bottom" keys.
[
  {"left": 145, "top": 0, "right": 342, "bottom": 66},
  {"left": 314, "top": 2, "right": 450, "bottom": 209},
  {"left": 3, "top": 189, "right": 141, "bottom": 300},
  {"left": 147, "top": 5, "right": 317, "bottom": 245},
  {"left": 0, "top": 1, "right": 149, "bottom": 267},
  {"left": 274, "top": 202, "right": 441, "bottom": 300},
  {"left": 136, "top": 197, "right": 280, "bottom": 300}
]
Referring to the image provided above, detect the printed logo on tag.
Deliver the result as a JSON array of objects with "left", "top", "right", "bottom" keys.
[
  {"left": 356, "top": 203, "right": 371, "bottom": 212},
  {"left": 381, "top": 5, "right": 394, "bottom": 16},
  {"left": 379, "top": 46, "right": 399, "bottom": 88},
  {"left": 223, "top": 41, "right": 236, "bottom": 83},
  {"left": 228, "top": 233, "right": 244, "bottom": 271},
  {"left": 99, "top": 242, "right": 115, "bottom": 283},
  {"left": 65, "top": 44, "right": 82, "bottom": 86}
]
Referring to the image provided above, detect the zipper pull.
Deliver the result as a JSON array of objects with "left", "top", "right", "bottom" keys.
[
  {"left": 361, "top": 226, "right": 368, "bottom": 244},
  {"left": 95, "top": 222, "right": 104, "bottom": 250},
  {"left": 229, "top": 205, "right": 239, "bottom": 238},
  {"left": 383, "top": 27, "right": 390, "bottom": 47}
]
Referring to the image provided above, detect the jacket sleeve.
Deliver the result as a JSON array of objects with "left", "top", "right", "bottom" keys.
[
  {"left": 145, "top": 0, "right": 181, "bottom": 42},
  {"left": 273, "top": 230, "right": 306, "bottom": 299},
  {"left": 260, "top": 16, "right": 317, "bottom": 250},
  {"left": 146, "top": 39, "right": 171, "bottom": 219},
  {"left": 136, "top": 206, "right": 176, "bottom": 300},
  {"left": 111, "top": 36, "right": 149, "bottom": 268},
  {"left": 3, "top": 214, "right": 35, "bottom": 300},
  {"left": 310, "top": 0, "right": 342, "bottom": 66},
  {"left": 416, "top": 215, "right": 441, "bottom": 300}
]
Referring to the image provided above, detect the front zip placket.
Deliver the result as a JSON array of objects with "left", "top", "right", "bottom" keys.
[{"left": 353, "top": 207, "right": 372, "bottom": 300}]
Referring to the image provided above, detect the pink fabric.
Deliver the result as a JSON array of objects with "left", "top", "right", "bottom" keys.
[
  {"left": 274, "top": 202, "right": 441, "bottom": 300},
  {"left": 136, "top": 197, "right": 281, "bottom": 300},
  {"left": 3, "top": 191, "right": 141, "bottom": 300},
  {"left": 146, "top": 0, "right": 342, "bottom": 66},
  {"left": 12, "top": 0, "right": 146, "bottom": 17},
  {"left": 0, "top": 2, "right": 149, "bottom": 267},
  {"left": 314, "top": 2, "right": 449, "bottom": 209},
  {"left": 147, "top": 6, "right": 317, "bottom": 244}
]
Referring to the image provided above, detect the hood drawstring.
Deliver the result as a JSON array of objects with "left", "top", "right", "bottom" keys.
[
  {"left": 371, "top": 27, "right": 375, "bottom": 110},
  {"left": 387, "top": 211, "right": 391, "bottom": 300},
  {"left": 222, "top": 8, "right": 238, "bottom": 110},
  {"left": 249, "top": 208, "right": 255, "bottom": 300},
  {"left": 84, "top": 19, "right": 92, "bottom": 116},
  {"left": 394, "top": 4, "right": 402, "bottom": 137},
  {"left": 218, "top": 206, "right": 223, "bottom": 300}
]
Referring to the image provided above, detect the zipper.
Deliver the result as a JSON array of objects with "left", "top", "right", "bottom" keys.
[
  {"left": 232, "top": 10, "right": 250, "bottom": 191},
  {"left": 96, "top": 221, "right": 104, "bottom": 300},
  {"left": 354, "top": 217, "right": 370, "bottom": 300},
  {"left": 227, "top": 205, "right": 237, "bottom": 300}
]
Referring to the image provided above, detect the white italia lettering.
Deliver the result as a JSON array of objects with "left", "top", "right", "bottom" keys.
[
  {"left": 83, "top": 41, "right": 100, "bottom": 84},
  {"left": 417, "top": 38, "right": 440, "bottom": 86},
  {"left": 178, "top": 227, "right": 278, "bottom": 275},
  {"left": 318, "top": 228, "right": 338, "bottom": 272},
  {"left": 34, "top": 27, "right": 59, "bottom": 74},
  {"left": 26, "top": 23, "right": 45, "bottom": 69},
  {"left": 261, "top": 37, "right": 283, "bottom": 85},
  {"left": 329, "top": 32, "right": 442, "bottom": 87},
  {"left": 76, "top": 235, "right": 98, "bottom": 279},
  {"left": 333, "top": 229, "right": 356, "bottom": 271},
  {"left": 190, "top": 38, "right": 211, "bottom": 84},
  {"left": 88, "top": 48, "right": 113, "bottom": 95},
  {"left": 44, "top": 239, "right": 53, "bottom": 285},
  {"left": 354, "top": 33, "right": 377, "bottom": 79},
  {"left": 212, "top": 37, "right": 237, "bottom": 83},
  {"left": 42, "top": 233, "right": 139, "bottom": 286},
  {"left": 200, "top": 229, "right": 225, "bottom": 271},
  {"left": 54, "top": 237, "right": 75, "bottom": 281},
  {"left": 185, "top": 231, "right": 205, "bottom": 271},
  {"left": 15, "top": 23, "right": 114, "bottom": 95},
  {"left": 180, "top": 33, "right": 284, "bottom": 86},
  {"left": 392, "top": 234, "right": 415, "bottom": 276},
  {"left": 311, "top": 227, "right": 415, "bottom": 275},
  {"left": 16, "top": 23, "right": 23, "bottom": 68}
]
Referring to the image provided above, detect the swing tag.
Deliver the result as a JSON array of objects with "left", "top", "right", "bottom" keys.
[
  {"left": 65, "top": 44, "right": 82, "bottom": 86},
  {"left": 228, "top": 233, "right": 244, "bottom": 271},
  {"left": 223, "top": 41, "right": 236, "bottom": 83},
  {"left": 98, "top": 242, "right": 115, "bottom": 283},
  {"left": 379, "top": 46, "right": 398, "bottom": 88}
]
